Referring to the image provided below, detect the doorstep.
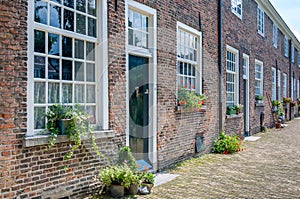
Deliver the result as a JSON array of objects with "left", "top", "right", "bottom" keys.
[
  {"left": 244, "top": 136, "right": 261, "bottom": 142},
  {"left": 154, "top": 172, "right": 179, "bottom": 187}
]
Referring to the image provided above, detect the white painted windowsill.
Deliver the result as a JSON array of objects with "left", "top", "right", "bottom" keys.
[{"left": 23, "top": 130, "right": 114, "bottom": 147}]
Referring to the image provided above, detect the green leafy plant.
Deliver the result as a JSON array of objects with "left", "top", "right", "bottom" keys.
[
  {"left": 212, "top": 132, "right": 243, "bottom": 154},
  {"left": 117, "top": 146, "right": 138, "bottom": 172},
  {"left": 138, "top": 172, "right": 155, "bottom": 185},
  {"left": 226, "top": 106, "right": 235, "bottom": 115},
  {"left": 272, "top": 100, "right": 281, "bottom": 107},
  {"left": 177, "top": 87, "right": 206, "bottom": 111},
  {"left": 99, "top": 165, "right": 135, "bottom": 188},
  {"left": 290, "top": 99, "right": 297, "bottom": 107},
  {"left": 283, "top": 97, "right": 291, "bottom": 103},
  {"left": 255, "top": 95, "right": 264, "bottom": 100},
  {"left": 46, "top": 104, "right": 100, "bottom": 164}
]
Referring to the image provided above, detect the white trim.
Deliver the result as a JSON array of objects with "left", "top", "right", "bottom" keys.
[
  {"left": 226, "top": 45, "right": 239, "bottom": 106},
  {"left": 284, "top": 36, "right": 289, "bottom": 57},
  {"left": 125, "top": 0, "right": 157, "bottom": 171},
  {"left": 273, "top": 23, "right": 278, "bottom": 48},
  {"left": 278, "top": 69, "right": 281, "bottom": 100},
  {"left": 271, "top": 67, "right": 276, "bottom": 100},
  {"left": 242, "top": 54, "right": 250, "bottom": 133},
  {"left": 231, "top": 0, "right": 242, "bottom": 19},
  {"left": 27, "top": 0, "right": 35, "bottom": 136},
  {"left": 257, "top": 5, "right": 264, "bottom": 37},
  {"left": 177, "top": 21, "right": 202, "bottom": 94},
  {"left": 283, "top": 73, "right": 287, "bottom": 98},
  {"left": 291, "top": 43, "right": 294, "bottom": 63},
  {"left": 255, "top": 59, "right": 264, "bottom": 96}
]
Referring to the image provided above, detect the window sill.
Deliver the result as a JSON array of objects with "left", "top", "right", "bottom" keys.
[
  {"left": 226, "top": 114, "right": 242, "bottom": 119},
  {"left": 255, "top": 102, "right": 265, "bottom": 107},
  {"left": 23, "top": 130, "right": 114, "bottom": 147},
  {"left": 175, "top": 105, "right": 206, "bottom": 113}
]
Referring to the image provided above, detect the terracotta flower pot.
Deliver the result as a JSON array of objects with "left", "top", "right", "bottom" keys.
[
  {"left": 275, "top": 123, "right": 281, "bottom": 129},
  {"left": 127, "top": 183, "right": 138, "bottom": 195}
]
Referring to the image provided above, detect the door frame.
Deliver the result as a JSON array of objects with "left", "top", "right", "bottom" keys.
[
  {"left": 243, "top": 54, "right": 250, "bottom": 135},
  {"left": 125, "top": 0, "right": 157, "bottom": 171}
]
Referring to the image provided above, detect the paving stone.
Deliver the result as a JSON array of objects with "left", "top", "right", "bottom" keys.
[{"left": 139, "top": 119, "right": 300, "bottom": 198}]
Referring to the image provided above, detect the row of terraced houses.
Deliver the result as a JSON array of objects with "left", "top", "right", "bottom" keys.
[{"left": 1, "top": 0, "right": 300, "bottom": 198}]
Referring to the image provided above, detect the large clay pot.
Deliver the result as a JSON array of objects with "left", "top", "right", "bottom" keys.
[
  {"left": 128, "top": 183, "right": 138, "bottom": 195},
  {"left": 109, "top": 184, "right": 125, "bottom": 198}
]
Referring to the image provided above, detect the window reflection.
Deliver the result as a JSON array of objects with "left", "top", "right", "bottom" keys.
[
  {"left": 34, "top": 30, "right": 45, "bottom": 53},
  {"left": 87, "top": 85, "right": 95, "bottom": 103},
  {"left": 34, "top": 0, "right": 47, "bottom": 24},
  {"left": 50, "top": 4, "right": 61, "bottom": 28},
  {"left": 48, "top": 58, "right": 60, "bottom": 79},
  {"left": 34, "top": 107, "right": 45, "bottom": 129},
  {"left": 88, "top": 0, "right": 96, "bottom": 16},
  {"left": 48, "top": 83, "right": 60, "bottom": 103},
  {"left": 64, "top": 9, "right": 74, "bottom": 31},
  {"left": 62, "top": 36, "right": 72, "bottom": 57},
  {"left": 76, "top": 13, "right": 86, "bottom": 35},
  {"left": 86, "top": 63, "right": 95, "bottom": 82},
  {"left": 34, "top": 82, "right": 46, "bottom": 103},
  {"left": 75, "top": 84, "right": 85, "bottom": 103},
  {"left": 75, "top": 62, "right": 84, "bottom": 81},
  {"left": 48, "top": 33, "right": 60, "bottom": 56},
  {"left": 86, "top": 42, "right": 95, "bottom": 61},
  {"left": 34, "top": 56, "right": 45, "bottom": 78},
  {"left": 75, "top": 39, "right": 84, "bottom": 59},
  {"left": 64, "top": 0, "right": 74, "bottom": 8},
  {"left": 62, "top": 84, "right": 73, "bottom": 103},
  {"left": 62, "top": 60, "right": 72, "bottom": 80},
  {"left": 88, "top": 17, "right": 96, "bottom": 37},
  {"left": 76, "top": 0, "right": 86, "bottom": 12}
]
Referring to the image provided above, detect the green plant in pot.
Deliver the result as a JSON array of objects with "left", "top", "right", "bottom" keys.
[
  {"left": 99, "top": 165, "right": 135, "bottom": 197},
  {"left": 234, "top": 104, "right": 242, "bottom": 114},
  {"left": 46, "top": 104, "right": 100, "bottom": 164}
]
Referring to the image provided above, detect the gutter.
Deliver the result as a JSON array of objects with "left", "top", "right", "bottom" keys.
[{"left": 218, "top": 0, "right": 223, "bottom": 133}]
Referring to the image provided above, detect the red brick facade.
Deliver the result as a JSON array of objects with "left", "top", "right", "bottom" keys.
[{"left": 1, "top": 0, "right": 300, "bottom": 198}]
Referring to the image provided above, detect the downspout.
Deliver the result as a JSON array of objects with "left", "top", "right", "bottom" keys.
[
  {"left": 218, "top": 0, "right": 223, "bottom": 133},
  {"left": 289, "top": 39, "right": 292, "bottom": 120}
]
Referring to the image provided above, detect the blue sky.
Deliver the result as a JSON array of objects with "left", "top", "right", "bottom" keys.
[{"left": 269, "top": 0, "right": 300, "bottom": 41}]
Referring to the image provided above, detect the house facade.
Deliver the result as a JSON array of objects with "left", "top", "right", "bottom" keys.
[{"left": 0, "top": 0, "right": 299, "bottom": 198}]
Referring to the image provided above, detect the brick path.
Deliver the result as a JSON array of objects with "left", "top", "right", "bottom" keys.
[{"left": 139, "top": 119, "right": 300, "bottom": 199}]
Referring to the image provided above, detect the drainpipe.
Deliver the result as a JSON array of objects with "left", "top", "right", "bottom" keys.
[
  {"left": 218, "top": 0, "right": 223, "bottom": 133},
  {"left": 289, "top": 39, "right": 292, "bottom": 120}
]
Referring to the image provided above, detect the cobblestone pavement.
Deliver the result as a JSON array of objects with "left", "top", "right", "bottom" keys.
[{"left": 139, "top": 119, "right": 300, "bottom": 199}]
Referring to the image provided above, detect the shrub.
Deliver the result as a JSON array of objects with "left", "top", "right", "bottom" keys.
[
  {"left": 212, "top": 132, "right": 243, "bottom": 154},
  {"left": 117, "top": 146, "right": 138, "bottom": 172}
]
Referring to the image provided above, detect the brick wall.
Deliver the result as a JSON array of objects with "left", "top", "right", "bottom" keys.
[{"left": 222, "top": 0, "right": 300, "bottom": 135}]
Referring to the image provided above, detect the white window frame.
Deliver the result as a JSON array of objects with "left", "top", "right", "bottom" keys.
[
  {"left": 283, "top": 73, "right": 287, "bottom": 98},
  {"left": 255, "top": 59, "right": 264, "bottom": 96},
  {"left": 298, "top": 79, "right": 300, "bottom": 98},
  {"left": 271, "top": 67, "right": 276, "bottom": 100},
  {"left": 278, "top": 69, "right": 281, "bottom": 100},
  {"left": 284, "top": 36, "right": 289, "bottom": 57},
  {"left": 257, "top": 5, "right": 264, "bottom": 36},
  {"left": 273, "top": 23, "right": 278, "bottom": 48},
  {"left": 226, "top": 45, "right": 239, "bottom": 108},
  {"left": 27, "top": 0, "right": 109, "bottom": 135},
  {"left": 231, "top": 0, "right": 242, "bottom": 19},
  {"left": 291, "top": 43, "right": 294, "bottom": 63},
  {"left": 293, "top": 77, "right": 296, "bottom": 100},
  {"left": 176, "top": 22, "right": 202, "bottom": 94}
]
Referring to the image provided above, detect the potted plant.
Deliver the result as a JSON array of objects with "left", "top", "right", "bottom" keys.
[
  {"left": 177, "top": 87, "right": 206, "bottom": 111},
  {"left": 283, "top": 97, "right": 291, "bottom": 104},
  {"left": 45, "top": 104, "right": 100, "bottom": 165},
  {"left": 290, "top": 99, "right": 296, "bottom": 107},
  {"left": 99, "top": 165, "right": 134, "bottom": 198},
  {"left": 255, "top": 95, "right": 264, "bottom": 104},
  {"left": 138, "top": 172, "right": 155, "bottom": 193},
  {"left": 226, "top": 106, "right": 235, "bottom": 115},
  {"left": 234, "top": 104, "right": 242, "bottom": 114},
  {"left": 272, "top": 100, "right": 281, "bottom": 107}
]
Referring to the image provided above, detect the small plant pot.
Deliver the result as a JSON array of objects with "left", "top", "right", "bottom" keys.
[
  {"left": 109, "top": 184, "right": 125, "bottom": 198},
  {"left": 127, "top": 183, "right": 138, "bottom": 195},
  {"left": 56, "top": 119, "right": 71, "bottom": 135},
  {"left": 275, "top": 123, "right": 281, "bottom": 129},
  {"left": 142, "top": 183, "right": 153, "bottom": 193}
]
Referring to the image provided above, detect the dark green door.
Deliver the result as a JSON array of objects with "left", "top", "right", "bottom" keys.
[{"left": 129, "top": 55, "right": 150, "bottom": 165}]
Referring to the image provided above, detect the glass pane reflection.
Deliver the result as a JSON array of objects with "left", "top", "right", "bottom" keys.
[
  {"left": 62, "top": 84, "right": 73, "bottom": 103},
  {"left": 62, "top": 36, "right": 72, "bottom": 57},
  {"left": 88, "top": 0, "right": 96, "bottom": 16},
  {"left": 50, "top": 4, "right": 61, "bottom": 28},
  {"left": 88, "top": 17, "right": 96, "bottom": 37},
  {"left": 76, "top": 13, "right": 86, "bottom": 35},
  {"left": 62, "top": 60, "right": 72, "bottom": 80},
  {"left": 86, "top": 63, "right": 95, "bottom": 82},
  {"left": 48, "top": 33, "right": 60, "bottom": 56},
  {"left": 86, "top": 85, "right": 95, "bottom": 103},
  {"left": 35, "top": 0, "right": 47, "bottom": 24},
  {"left": 34, "top": 56, "right": 45, "bottom": 78},
  {"left": 75, "top": 62, "right": 84, "bottom": 81},
  {"left": 75, "top": 84, "right": 85, "bottom": 103},
  {"left": 48, "top": 58, "right": 60, "bottom": 79},
  {"left": 64, "top": 9, "right": 74, "bottom": 31},
  {"left": 34, "top": 107, "right": 45, "bottom": 129},
  {"left": 75, "top": 39, "right": 84, "bottom": 59},
  {"left": 34, "top": 82, "right": 46, "bottom": 103},
  {"left": 34, "top": 30, "right": 45, "bottom": 53},
  {"left": 48, "top": 82, "right": 60, "bottom": 103}
]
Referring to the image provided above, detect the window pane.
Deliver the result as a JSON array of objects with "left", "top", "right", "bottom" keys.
[
  {"left": 76, "top": 13, "right": 86, "bottom": 35},
  {"left": 134, "top": 31, "right": 142, "bottom": 47},
  {"left": 35, "top": 0, "right": 47, "bottom": 24},
  {"left": 34, "top": 56, "right": 45, "bottom": 78},
  {"left": 76, "top": 0, "right": 86, "bottom": 12},
  {"left": 64, "top": 0, "right": 74, "bottom": 8},
  {"left": 50, "top": 4, "right": 61, "bottom": 28},
  {"left": 48, "top": 33, "right": 60, "bottom": 56},
  {"left": 62, "top": 36, "right": 73, "bottom": 57},
  {"left": 62, "top": 83, "right": 73, "bottom": 103},
  {"left": 142, "top": 15, "right": 148, "bottom": 32},
  {"left": 88, "top": 0, "right": 96, "bottom": 16},
  {"left": 75, "top": 39, "right": 84, "bottom": 59},
  {"left": 86, "top": 106, "right": 96, "bottom": 124},
  {"left": 75, "top": 61, "right": 84, "bottom": 81},
  {"left": 133, "top": 12, "right": 141, "bottom": 29},
  {"left": 51, "top": 0, "right": 61, "bottom": 3},
  {"left": 86, "top": 85, "right": 95, "bottom": 103},
  {"left": 86, "top": 42, "right": 95, "bottom": 61},
  {"left": 48, "top": 58, "right": 60, "bottom": 79},
  {"left": 88, "top": 17, "right": 97, "bottom": 37},
  {"left": 62, "top": 60, "right": 72, "bottom": 80},
  {"left": 34, "top": 30, "right": 45, "bottom": 53},
  {"left": 48, "top": 82, "right": 60, "bottom": 103},
  {"left": 75, "top": 84, "right": 85, "bottom": 103},
  {"left": 34, "top": 107, "right": 45, "bottom": 129},
  {"left": 64, "top": 9, "right": 74, "bottom": 31},
  {"left": 128, "top": 29, "right": 133, "bottom": 45},
  {"left": 86, "top": 63, "right": 95, "bottom": 82},
  {"left": 34, "top": 82, "right": 46, "bottom": 103}
]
